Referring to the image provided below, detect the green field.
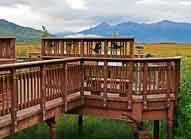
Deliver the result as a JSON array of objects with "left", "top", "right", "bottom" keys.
[{"left": 11, "top": 43, "right": 191, "bottom": 139}]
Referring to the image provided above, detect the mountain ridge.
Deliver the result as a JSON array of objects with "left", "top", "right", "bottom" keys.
[
  {"left": 1, "top": 19, "right": 191, "bottom": 43},
  {"left": 79, "top": 20, "right": 191, "bottom": 43},
  {"left": 0, "top": 19, "right": 53, "bottom": 43}
]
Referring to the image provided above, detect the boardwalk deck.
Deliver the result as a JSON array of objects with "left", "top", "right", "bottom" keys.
[
  {"left": 0, "top": 37, "right": 181, "bottom": 139},
  {"left": 0, "top": 56, "right": 180, "bottom": 139}
]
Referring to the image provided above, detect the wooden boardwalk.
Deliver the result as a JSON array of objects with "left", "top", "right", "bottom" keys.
[
  {"left": 0, "top": 56, "right": 180, "bottom": 139},
  {"left": 0, "top": 37, "right": 181, "bottom": 139}
]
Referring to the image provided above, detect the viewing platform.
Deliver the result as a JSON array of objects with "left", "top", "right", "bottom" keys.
[{"left": 0, "top": 37, "right": 181, "bottom": 139}]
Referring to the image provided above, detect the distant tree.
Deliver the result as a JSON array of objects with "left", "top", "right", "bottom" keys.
[
  {"left": 112, "top": 32, "right": 119, "bottom": 37},
  {"left": 41, "top": 26, "right": 49, "bottom": 37}
]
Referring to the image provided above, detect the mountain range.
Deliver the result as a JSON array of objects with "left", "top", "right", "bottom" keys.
[
  {"left": 1, "top": 19, "right": 191, "bottom": 43},
  {"left": 0, "top": 19, "right": 53, "bottom": 43},
  {"left": 79, "top": 20, "right": 191, "bottom": 43}
]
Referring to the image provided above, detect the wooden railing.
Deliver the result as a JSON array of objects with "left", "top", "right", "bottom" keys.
[
  {"left": 41, "top": 38, "right": 135, "bottom": 58},
  {"left": 0, "top": 37, "right": 16, "bottom": 59},
  {"left": 0, "top": 37, "right": 16, "bottom": 65},
  {"left": 0, "top": 56, "right": 180, "bottom": 134}
]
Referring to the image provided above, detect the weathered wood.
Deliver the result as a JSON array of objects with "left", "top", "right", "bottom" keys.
[
  {"left": 0, "top": 37, "right": 16, "bottom": 64},
  {"left": 10, "top": 68, "right": 17, "bottom": 135},
  {"left": 0, "top": 56, "right": 180, "bottom": 139},
  {"left": 40, "top": 65, "right": 46, "bottom": 120},
  {"left": 41, "top": 38, "right": 135, "bottom": 58}
]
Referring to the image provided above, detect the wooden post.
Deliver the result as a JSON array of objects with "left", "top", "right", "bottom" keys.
[
  {"left": 103, "top": 40, "right": 108, "bottom": 107},
  {"left": 143, "top": 62, "right": 148, "bottom": 109},
  {"left": 129, "top": 39, "right": 135, "bottom": 58},
  {"left": 64, "top": 63, "right": 68, "bottom": 112},
  {"left": 103, "top": 59, "right": 107, "bottom": 107},
  {"left": 10, "top": 68, "right": 17, "bottom": 135},
  {"left": 80, "top": 60, "right": 85, "bottom": 104},
  {"left": 127, "top": 60, "right": 133, "bottom": 109},
  {"left": 40, "top": 64, "right": 46, "bottom": 121},
  {"left": 167, "top": 120, "right": 173, "bottom": 139},
  {"left": 78, "top": 114, "right": 83, "bottom": 136},
  {"left": 41, "top": 39, "right": 45, "bottom": 57},
  {"left": 167, "top": 103, "right": 174, "bottom": 139},
  {"left": 80, "top": 40, "right": 84, "bottom": 57},
  {"left": 61, "top": 63, "right": 66, "bottom": 112},
  {"left": 46, "top": 118, "right": 57, "bottom": 139},
  {"left": 138, "top": 130, "right": 148, "bottom": 139},
  {"left": 153, "top": 120, "right": 160, "bottom": 139},
  {"left": 10, "top": 38, "right": 16, "bottom": 59}
]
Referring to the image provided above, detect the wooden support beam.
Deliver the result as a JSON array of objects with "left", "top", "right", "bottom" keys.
[
  {"left": 167, "top": 103, "right": 174, "bottom": 139},
  {"left": 46, "top": 118, "right": 57, "bottom": 139},
  {"left": 167, "top": 120, "right": 173, "bottom": 139},
  {"left": 78, "top": 115, "right": 83, "bottom": 136},
  {"left": 153, "top": 120, "right": 160, "bottom": 139},
  {"left": 138, "top": 130, "right": 148, "bottom": 139}
]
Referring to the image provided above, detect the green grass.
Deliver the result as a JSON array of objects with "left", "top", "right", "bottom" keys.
[{"left": 12, "top": 115, "right": 133, "bottom": 139}]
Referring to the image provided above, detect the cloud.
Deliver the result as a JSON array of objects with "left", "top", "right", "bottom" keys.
[
  {"left": 0, "top": 0, "right": 191, "bottom": 32},
  {"left": 65, "top": 0, "right": 87, "bottom": 10}
]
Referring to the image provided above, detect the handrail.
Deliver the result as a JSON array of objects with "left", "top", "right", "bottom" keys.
[
  {"left": 81, "top": 56, "right": 181, "bottom": 62},
  {"left": 0, "top": 57, "right": 81, "bottom": 69},
  {"left": 42, "top": 37, "right": 135, "bottom": 41},
  {"left": 0, "top": 56, "right": 181, "bottom": 69}
]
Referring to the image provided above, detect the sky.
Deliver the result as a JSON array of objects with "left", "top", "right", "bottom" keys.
[{"left": 0, "top": 0, "right": 191, "bottom": 33}]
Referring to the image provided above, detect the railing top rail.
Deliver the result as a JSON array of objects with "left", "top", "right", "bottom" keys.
[
  {"left": 0, "top": 56, "right": 181, "bottom": 70},
  {"left": 0, "top": 57, "right": 81, "bottom": 69},
  {"left": 81, "top": 56, "right": 181, "bottom": 62},
  {"left": 0, "top": 36, "right": 16, "bottom": 39},
  {"left": 42, "top": 37, "right": 135, "bottom": 41}
]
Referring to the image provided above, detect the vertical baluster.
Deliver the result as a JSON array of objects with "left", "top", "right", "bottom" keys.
[
  {"left": 18, "top": 74, "right": 22, "bottom": 109},
  {"left": 41, "top": 39, "right": 45, "bottom": 56},
  {"left": 23, "top": 73, "right": 26, "bottom": 108},
  {"left": 47, "top": 68, "right": 50, "bottom": 100},
  {"left": 129, "top": 39, "right": 134, "bottom": 58},
  {"left": 167, "top": 62, "right": 172, "bottom": 107},
  {"left": 64, "top": 63, "right": 68, "bottom": 112},
  {"left": 33, "top": 72, "right": 37, "bottom": 105},
  {"left": 0, "top": 77, "right": 3, "bottom": 115},
  {"left": 51, "top": 67, "right": 53, "bottom": 99},
  {"left": 56, "top": 67, "right": 59, "bottom": 98},
  {"left": 27, "top": 73, "right": 30, "bottom": 107},
  {"left": 40, "top": 65, "right": 46, "bottom": 121},
  {"left": 10, "top": 68, "right": 17, "bottom": 134},
  {"left": 103, "top": 60, "right": 107, "bottom": 107},
  {"left": 143, "top": 62, "right": 148, "bottom": 109},
  {"left": 30, "top": 72, "right": 33, "bottom": 105}
]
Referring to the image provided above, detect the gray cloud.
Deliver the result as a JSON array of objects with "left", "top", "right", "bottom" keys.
[{"left": 0, "top": 0, "right": 191, "bottom": 32}]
